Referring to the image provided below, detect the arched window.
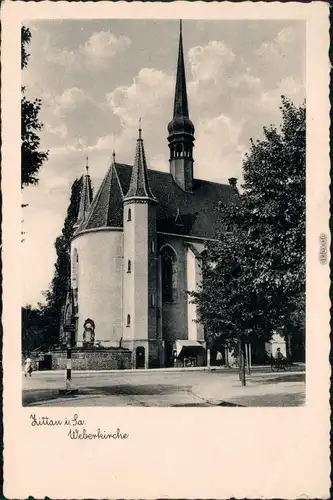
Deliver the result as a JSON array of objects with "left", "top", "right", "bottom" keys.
[
  {"left": 127, "top": 260, "right": 131, "bottom": 273},
  {"left": 72, "top": 249, "right": 79, "bottom": 288},
  {"left": 127, "top": 208, "right": 132, "bottom": 221},
  {"left": 150, "top": 293, "right": 155, "bottom": 308},
  {"left": 126, "top": 314, "right": 131, "bottom": 326},
  {"left": 161, "top": 245, "right": 177, "bottom": 303},
  {"left": 176, "top": 144, "right": 183, "bottom": 157}
]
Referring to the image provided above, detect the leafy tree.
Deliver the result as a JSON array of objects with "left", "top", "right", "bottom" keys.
[
  {"left": 191, "top": 97, "right": 305, "bottom": 385},
  {"left": 21, "top": 176, "right": 93, "bottom": 351},
  {"left": 21, "top": 26, "right": 49, "bottom": 188},
  {"left": 45, "top": 176, "right": 93, "bottom": 342},
  {"left": 22, "top": 304, "right": 52, "bottom": 354}
]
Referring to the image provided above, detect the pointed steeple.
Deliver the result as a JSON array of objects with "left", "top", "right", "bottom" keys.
[
  {"left": 124, "top": 122, "right": 156, "bottom": 202},
  {"left": 74, "top": 157, "right": 92, "bottom": 228},
  {"left": 173, "top": 19, "right": 189, "bottom": 119},
  {"left": 168, "top": 21, "right": 195, "bottom": 192}
]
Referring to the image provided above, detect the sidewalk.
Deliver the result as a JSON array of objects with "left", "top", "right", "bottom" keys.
[
  {"left": 24, "top": 369, "right": 306, "bottom": 407},
  {"left": 192, "top": 371, "right": 305, "bottom": 407},
  {"left": 30, "top": 363, "right": 305, "bottom": 376}
]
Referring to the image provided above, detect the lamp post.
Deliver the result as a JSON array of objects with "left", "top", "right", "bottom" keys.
[
  {"left": 59, "top": 287, "right": 78, "bottom": 395},
  {"left": 65, "top": 326, "right": 75, "bottom": 391}
]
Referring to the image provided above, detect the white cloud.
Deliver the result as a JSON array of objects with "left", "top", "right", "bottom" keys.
[
  {"left": 255, "top": 26, "right": 305, "bottom": 88},
  {"left": 229, "top": 70, "right": 261, "bottom": 93},
  {"left": 257, "top": 27, "right": 296, "bottom": 59},
  {"left": 259, "top": 76, "right": 305, "bottom": 111},
  {"left": 80, "top": 30, "right": 131, "bottom": 67},
  {"left": 54, "top": 87, "right": 95, "bottom": 114},
  {"left": 188, "top": 41, "right": 235, "bottom": 82},
  {"left": 44, "top": 123, "right": 68, "bottom": 140},
  {"left": 23, "top": 26, "right": 132, "bottom": 80},
  {"left": 107, "top": 68, "right": 174, "bottom": 128},
  {"left": 195, "top": 113, "right": 245, "bottom": 182}
]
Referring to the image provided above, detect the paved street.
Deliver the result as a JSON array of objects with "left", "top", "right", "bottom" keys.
[{"left": 23, "top": 366, "right": 305, "bottom": 407}]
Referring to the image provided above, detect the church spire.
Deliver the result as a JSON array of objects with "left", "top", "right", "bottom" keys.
[
  {"left": 168, "top": 21, "right": 195, "bottom": 192},
  {"left": 124, "top": 121, "right": 156, "bottom": 202},
  {"left": 74, "top": 157, "right": 92, "bottom": 228},
  {"left": 172, "top": 19, "right": 190, "bottom": 119}
]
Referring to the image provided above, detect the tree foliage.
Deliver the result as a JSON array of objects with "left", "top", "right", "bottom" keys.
[
  {"left": 48, "top": 177, "right": 90, "bottom": 310},
  {"left": 44, "top": 176, "right": 93, "bottom": 336},
  {"left": 22, "top": 304, "right": 54, "bottom": 354},
  {"left": 21, "top": 26, "right": 49, "bottom": 188},
  {"left": 191, "top": 96, "right": 306, "bottom": 372},
  {"left": 21, "top": 176, "right": 93, "bottom": 350}
]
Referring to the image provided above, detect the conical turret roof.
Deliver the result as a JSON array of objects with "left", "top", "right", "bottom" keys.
[
  {"left": 124, "top": 126, "right": 157, "bottom": 202},
  {"left": 74, "top": 159, "right": 124, "bottom": 235},
  {"left": 74, "top": 158, "right": 92, "bottom": 228}
]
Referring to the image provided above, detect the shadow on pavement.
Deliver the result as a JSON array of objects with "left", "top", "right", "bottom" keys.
[
  {"left": 171, "top": 401, "right": 244, "bottom": 407},
  {"left": 226, "top": 392, "right": 305, "bottom": 407},
  {"left": 23, "top": 389, "right": 86, "bottom": 406},
  {"left": 95, "top": 384, "right": 189, "bottom": 396},
  {"left": 252, "top": 373, "right": 305, "bottom": 385},
  {"left": 23, "top": 383, "right": 190, "bottom": 406}
]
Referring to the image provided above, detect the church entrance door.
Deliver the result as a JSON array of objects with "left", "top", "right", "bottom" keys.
[{"left": 136, "top": 346, "right": 145, "bottom": 369}]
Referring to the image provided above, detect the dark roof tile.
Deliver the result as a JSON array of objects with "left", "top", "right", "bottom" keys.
[{"left": 74, "top": 163, "right": 237, "bottom": 240}]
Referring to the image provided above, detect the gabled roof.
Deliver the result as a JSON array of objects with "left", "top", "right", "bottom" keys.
[{"left": 74, "top": 162, "right": 237, "bottom": 240}]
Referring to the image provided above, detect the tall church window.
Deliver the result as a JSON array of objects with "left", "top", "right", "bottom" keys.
[
  {"left": 127, "top": 208, "right": 132, "bottom": 221},
  {"left": 127, "top": 260, "right": 131, "bottom": 273},
  {"left": 150, "top": 293, "right": 155, "bottom": 308},
  {"left": 72, "top": 249, "right": 79, "bottom": 288},
  {"left": 161, "top": 245, "right": 177, "bottom": 303},
  {"left": 126, "top": 314, "right": 131, "bottom": 326}
]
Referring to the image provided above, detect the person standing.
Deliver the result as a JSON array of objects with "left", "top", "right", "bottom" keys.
[
  {"left": 216, "top": 351, "right": 223, "bottom": 367},
  {"left": 275, "top": 348, "right": 284, "bottom": 361},
  {"left": 275, "top": 348, "right": 285, "bottom": 368},
  {"left": 24, "top": 356, "right": 33, "bottom": 377}
]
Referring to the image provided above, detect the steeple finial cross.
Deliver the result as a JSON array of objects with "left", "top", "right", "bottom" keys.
[
  {"left": 180, "top": 19, "right": 182, "bottom": 35},
  {"left": 85, "top": 156, "right": 89, "bottom": 175},
  {"left": 112, "top": 134, "right": 116, "bottom": 163},
  {"left": 138, "top": 117, "right": 142, "bottom": 139}
]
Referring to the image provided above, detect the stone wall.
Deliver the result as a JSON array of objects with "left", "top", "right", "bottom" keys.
[{"left": 51, "top": 349, "right": 132, "bottom": 371}]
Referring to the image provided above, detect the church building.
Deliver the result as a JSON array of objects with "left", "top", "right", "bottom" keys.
[{"left": 69, "top": 23, "right": 239, "bottom": 369}]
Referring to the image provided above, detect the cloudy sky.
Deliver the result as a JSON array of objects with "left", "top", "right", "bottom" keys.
[{"left": 22, "top": 19, "right": 305, "bottom": 306}]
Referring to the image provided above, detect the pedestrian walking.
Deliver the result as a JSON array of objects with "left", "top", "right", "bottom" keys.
[{"left": 24, "top": 356, "right": 33, "bottom": 377}]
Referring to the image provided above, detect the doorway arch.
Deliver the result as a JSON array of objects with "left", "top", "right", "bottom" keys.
[{"left": 136, "top": 346, "right": 145, "bottom": 369}]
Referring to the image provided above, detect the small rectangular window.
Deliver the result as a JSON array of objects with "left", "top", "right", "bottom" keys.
[{"left": 150, "top": 293, "right": 155, "bottom": 308}]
